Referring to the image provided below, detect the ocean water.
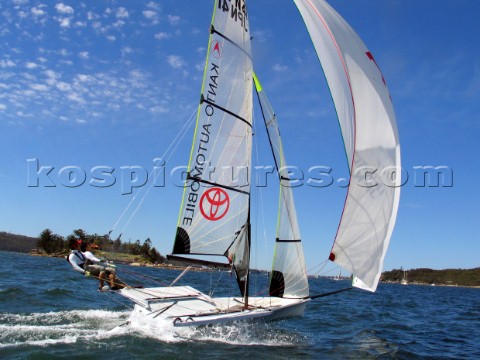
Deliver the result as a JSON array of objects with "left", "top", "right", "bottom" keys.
[{"left": 0, "top": 252, "right": 479, "bottom": 359}]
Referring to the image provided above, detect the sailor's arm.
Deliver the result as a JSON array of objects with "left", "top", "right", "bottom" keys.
[
  {"left": 84, "top": 251, "right": 104, "bottom": 265},
  {"left": 68, "top": 255, "right": 86, "bottom": 274}
]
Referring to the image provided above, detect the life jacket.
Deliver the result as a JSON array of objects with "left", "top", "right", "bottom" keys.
[{"left": 67, "top": 251, "right": 86, "bottom": 268}]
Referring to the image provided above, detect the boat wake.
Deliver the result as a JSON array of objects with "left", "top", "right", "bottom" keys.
[
  {"left": 0, "top": 310, "right": 130, "bottom": 349},
  {"left": 127, "top": 310, "right": 305, "bottom": 346},
  {"left": 0, "top": 309, "right": 304, "bottom": 349}
]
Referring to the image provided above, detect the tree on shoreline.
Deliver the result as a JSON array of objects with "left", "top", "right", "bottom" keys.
[
  {"left": 37, "top": 228, "right": 165, "bottom": 263},
  {"left": 38, "top": 229, "right": 66, "bottom": 254},
  {"left": 382, "top": 268, "right": 480, "bottom": 287}
]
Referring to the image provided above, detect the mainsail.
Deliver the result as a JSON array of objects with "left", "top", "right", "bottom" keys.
[
  {"left": 253, "top": 74, "right": 309, "bottom": 299},
  {"left": 172, "top": 0, "right": 253, "bottom": 296},
  {"left": 294, "top": 0, "right": 401, "bottom": 291}
]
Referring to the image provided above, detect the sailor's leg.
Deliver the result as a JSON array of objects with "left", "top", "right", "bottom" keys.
[
  {"left": 99, "top": 270, "right": 106, "bottom": 288},
  {"left": 109, "top": 273, "right": 115, "bottom": 288}
]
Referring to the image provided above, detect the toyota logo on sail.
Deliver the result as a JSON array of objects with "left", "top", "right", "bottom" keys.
[
  {"left": 200, "top": 188, "right": 230, "bottom": 221},
  {"left": 211, "top": 40, "right": 222, "bottom": 59}
]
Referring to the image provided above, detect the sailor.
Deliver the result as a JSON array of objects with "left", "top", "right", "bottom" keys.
[
  {"left": 81, "top": 241, "right": 125, "bottom": 291},
  {"left": 67, "top": 238, "right": 109, "bottom": 291},
  {"left": 67, "top": 238, "right": 89, "bottom": 275}
]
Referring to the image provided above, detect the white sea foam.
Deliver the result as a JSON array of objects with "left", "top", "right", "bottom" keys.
[
  {"left": 0, "top": 309, "right": 131, "bottom": 349},
  {"left": 126, "top": 308, "right": 298, "bottom": 346},
  {"left": 0, "top": 308, "right": 299, "bottom": 348}
]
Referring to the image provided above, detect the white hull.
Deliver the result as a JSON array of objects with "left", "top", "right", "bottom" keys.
[{"left": 120, "top": 286, "right": 309, "bottom": 327}]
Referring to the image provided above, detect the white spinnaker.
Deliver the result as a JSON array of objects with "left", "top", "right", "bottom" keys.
[
  {"left": 254, "top": 74, "right": 309, "bottom": 299},
  {"left": 173, "top": 1, "right": 253, "bottom": 259},
  {"left": 294, "top": 0, "right": 401, "bottom": 291}
]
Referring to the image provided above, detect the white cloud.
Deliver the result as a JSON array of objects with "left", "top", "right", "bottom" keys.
[
  {"left": 273, "top": 64, "right": 288, "bottom": 72},
  {"left": 67, "top": 92, "right": 85, "bottom": 104},
  {"left": 0, "top": 104, "right": 6, "bottom": 111},
  {"left": 55, "top": 3, "right": 74, "bottom": 15},
  {"left": 106, "top": 35, "right": 116, "bottom": 42},
  {"left": 45, "top": 70, "right": 57, "bottom": 77},
  {"left": 112, "top": 20, "right": 126, "bottom": 29},
  {"left": 0, "top": 60, "right": 16, "bottom": 68},
  {"left": 58, "top": 17, "right": 71, "bottom": 28},
  {"left": 76, "top": 74, "right": 93, "bottom": 83},
  {"left": 31, "top": 7, "right": 46, "bottom": 17},
  {"left": 79, "top": 51, "right": 89, "bottom": 60},
  {"left": 16, "top": 110, "right": 33, "bottom": 117},
  {"left": 143, "top": 10, "right": 157, "bottom": 19},
  {"left": 168, "top": 15, "right": 180, "bottom": 25},
  {"left": 121, "top": 47, "right": 133, "bottom": 57},
  {"left": 116, "top": 7, "right": 129, "bottom": 19},
  {"left": 25, "top": 62, "right": 38, "bottom": 69},
  {"left": 154, "top": 32, "right": 170, "bottom": 40},
  {"left": 30, "top": 83, "right": 49, "bottom": 91},
  {"left": 87, "top": 11, "right": 99, "bottom": 21},
  {"left": 167, "top": 55, "right": 185, "bottom": 69},
  {"left": 150, "top": 105, "right": 169, "bottom": 113},
  {"left": 147, "top": 2, "right": 161, "bottom": 11},
  {"left": 56, "top": 82, "right": 71, "bottom": 91}
]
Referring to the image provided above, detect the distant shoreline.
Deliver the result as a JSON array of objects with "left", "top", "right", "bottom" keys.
[
  {"left": 26, "top": 251, "right": 480, "bottom": 289},
  {"left": 28, "top": 249, "right": 224, "bottom": 273},
  {"left": 381, "top": 280, "right": 480, "bottom": 289}
]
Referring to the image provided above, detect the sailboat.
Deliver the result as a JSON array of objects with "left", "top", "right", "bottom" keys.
[
  {"left": 333, "top": 269, "right": 342, "bottom": 281},
  {"left": 119, "top": 0, "right": 400, "bottom": 327},
  {"left": 401, "top": 269, "right": 408, "bottom": 285}
]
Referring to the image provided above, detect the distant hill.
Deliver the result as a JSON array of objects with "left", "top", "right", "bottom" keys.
[
  {"left": 0, "top": 232, "right": 38, "bottom": 253},
  {"left": 382, "top": 268, "right": 480, "bottom": 287}
]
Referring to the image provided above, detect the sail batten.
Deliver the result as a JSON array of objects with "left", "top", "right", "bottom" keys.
[{"left": 294, "top": 0, "right": 400, "bottom": 292}]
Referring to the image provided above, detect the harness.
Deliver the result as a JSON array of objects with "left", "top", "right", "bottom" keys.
[{"left": 68, "top": 251, "right": 86, "bottom": 269}]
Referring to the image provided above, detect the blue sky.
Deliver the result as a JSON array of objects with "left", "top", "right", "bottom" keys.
[{"left": 0, "top": 0, "right": 478, "bottom": 273}]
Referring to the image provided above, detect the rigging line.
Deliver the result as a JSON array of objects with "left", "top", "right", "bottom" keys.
[
  {"left": 101, "top": 290, "right": 132, "bottom": 310},
  {"left": 170, "top": 265, "right": 192, "bottom": 286},
  {"left": 109, "top": 109, "right": 196, "bottom": 235},
  {"left": 115, "top": 110, "right": 197, "bottom": 236},
  {"left": 307, "top": 259, "right": 329, "bottom": 275},
  {"left": 209, "top": 269, "right": 224, "bottom": 298},
  {"left": 118, "top": 267, "right": 169, "bottom": 287},
  {"left": 306, "top": 287, "right": 353, "bottom": 300}
]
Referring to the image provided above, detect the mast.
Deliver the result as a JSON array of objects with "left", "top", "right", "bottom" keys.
[{"left": 244, "top": 198, "right": 251, "bottom": 309}]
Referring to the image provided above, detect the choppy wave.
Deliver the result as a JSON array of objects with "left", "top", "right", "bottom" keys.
[{"left": 0, "top": 287, "right": 24, "bottom": 296}]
